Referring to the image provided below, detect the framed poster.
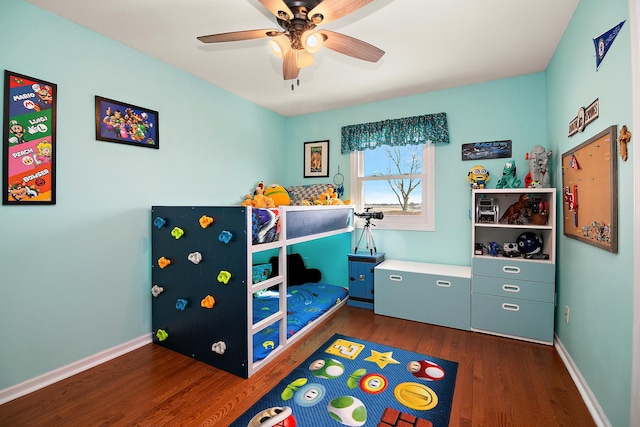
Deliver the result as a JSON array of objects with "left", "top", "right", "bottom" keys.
[
  {"left": 561, "top": 125, "right": 618, "bottom": 252},
  {"left": 304, "top": 140, "right": 329, "bottom": 178},
  {"left": 3, "top": 70, "right": 57, "bottom": 205},
  {"left": 95, "top": 96, "right": 159, "bottom": 149},
  {"left": 461, "top": 140, "right": 512, "bottom": 161}
]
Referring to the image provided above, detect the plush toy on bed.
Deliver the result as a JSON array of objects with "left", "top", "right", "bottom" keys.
[
  {"left": 240, "top": 181, "right": 276, "bottom": 208},
  {"left": 268, "top": 253, "right": 321, "bottom": 286},
  {"left": 263, "top": 183, "right": 290, "bottom": 206}
]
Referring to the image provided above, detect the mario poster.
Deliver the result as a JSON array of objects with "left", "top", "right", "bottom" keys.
[{"left": 3, "top": 70, "right": 57, "bottom": 204}]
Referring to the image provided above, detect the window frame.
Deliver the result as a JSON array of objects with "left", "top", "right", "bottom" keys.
[{"left": 349, "top": 143, "right": 435, "bottom": 231}]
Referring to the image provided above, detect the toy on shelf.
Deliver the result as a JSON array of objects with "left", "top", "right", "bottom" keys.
[
  {"left": 171, "top": 227, "right": 184, "bottom": 239},
  {"left": 188, "top": 251, "right": 203, "bottom": 264},
  {"left": 495, "top": 160, "right": 521, "bottom": 189},
  {"left": 517, "top": 231, "right": 544, "bottom": 256},
  {"left": 467, "top": 165, "right": 490, "bottom": 189},
  {"left": 199, "top": 215, "right": 214, "bottom": 228},
  {"left": 201, "top": 295, "right": 215, "bottom": 308},
  {"left": 153, "top": 217, "right": 166, "bottom": 229},
  {"left": 525, "top": 145, "right": 552, "bottom": 188},
  {"left": 151, "top": 284, "right": 164, "bottom": 297},
  {"left": 499, "top": 194, "right": 529, "bottom": 224},
  {"left": 485, "top": 242, "right": 502, "bottom": 257},
  {"left": 476, "top": 198, "right": 499, "bottom": 223},
  {"left": 157, "top": 256, "right": 171, "bottom": 269}
]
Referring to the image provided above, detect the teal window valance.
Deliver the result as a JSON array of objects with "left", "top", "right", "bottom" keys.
[{"left": 341, "top": 112, "right": 449, "bottom": 153}]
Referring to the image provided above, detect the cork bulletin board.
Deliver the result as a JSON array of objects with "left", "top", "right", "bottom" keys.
[{"left": 561, "top": 125, "right": 618, "bottom": 252}]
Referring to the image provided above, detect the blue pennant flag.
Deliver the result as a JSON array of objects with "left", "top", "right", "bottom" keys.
[{"left": 594, "top": 20, "right": 625, "bottom": 71}]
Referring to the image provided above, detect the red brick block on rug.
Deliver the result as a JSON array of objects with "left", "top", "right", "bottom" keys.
[{"left": 378, "top": 407, "right": 433, "bottom": 427}]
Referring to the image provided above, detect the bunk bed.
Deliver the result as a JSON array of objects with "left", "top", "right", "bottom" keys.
[{"left": 150, "top": 205, "right": 353, "bottom": 378}]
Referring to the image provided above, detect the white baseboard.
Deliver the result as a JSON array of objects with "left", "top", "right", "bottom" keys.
[
  {"left": 554, "top": 334, "right": 611, "bottom": 427},
  {"left": 0, "top": 334, "right": 152, "bottom": 405}
]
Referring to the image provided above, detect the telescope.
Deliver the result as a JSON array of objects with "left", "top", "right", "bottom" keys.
[{"left": 354, "top": 208, "right": 384, "bottom": 221}]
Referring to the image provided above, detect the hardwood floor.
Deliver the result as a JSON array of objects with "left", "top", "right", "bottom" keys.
[{"left": 0, "top": 306, "right": 595, "bottom": 427}]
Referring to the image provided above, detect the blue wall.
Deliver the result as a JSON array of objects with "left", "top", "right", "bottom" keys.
[
  {"left": 286, "top": 73, "right": 547, "bottom": 266},
  {"left": 1, "top": 1, "right": 635, "bottom": 425},
  {"left": 547, "top": 0, "right": 633, "bottom": 425},
  {"left": 0, "top": 1, "right": 286, "bottom": 390}
]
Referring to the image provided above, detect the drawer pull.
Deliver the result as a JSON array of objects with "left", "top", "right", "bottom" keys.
[
  {"left": 436, "top": 280, "right": 452, "bottom": 288},
  {"left": 501, "top": 303, "right": 520, "bottom": 312},
  {"left": 502, "top": 266, "right": 521, "bottom": 274},
  {"left": 502, "top": 284, "right": 520, "bottom": 293},
  {"left": 389, "top": 274, "right": 403, "bottom": 282}
]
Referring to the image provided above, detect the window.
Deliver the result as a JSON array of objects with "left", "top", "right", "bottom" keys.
[{"left": 349, "top": 143, "right": 435, "bottom": 231}]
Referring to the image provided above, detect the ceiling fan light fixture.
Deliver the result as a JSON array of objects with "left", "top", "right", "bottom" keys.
[
  {"left": 295, "top": 49, "right": 314, "bottom": 68},
  {"left": 302, "top": 31, "right": 323, "bottom": 54},
  {"left": 268, "top": 35, "right": 290, "bottom": 59}
]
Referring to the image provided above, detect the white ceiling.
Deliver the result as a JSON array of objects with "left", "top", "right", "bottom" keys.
[{"left": 26, "top": 0, "right": 578, "bottom": 117}]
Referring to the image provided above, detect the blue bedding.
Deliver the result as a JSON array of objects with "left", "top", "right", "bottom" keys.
[{"left": 252, "top": 283, "right": 348, "bottom": 362}]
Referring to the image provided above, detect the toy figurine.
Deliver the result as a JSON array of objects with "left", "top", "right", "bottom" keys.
[
  {"left": 619, "top": 125, "right": 632, "bottom": 161},
  {"left": 525, "top": 145, "right": 552, "bottom": 188},
  {"left": 495, "top": 159, "right": 521, "bottom": 188},
  {"left": 499, "top": 194, "right": 530, "bottom": 224},
  {"left": 467, "top": 165, "right": 490, "bottom": 189}
]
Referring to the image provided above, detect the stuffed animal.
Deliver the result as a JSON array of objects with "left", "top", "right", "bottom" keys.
[
  {"left": 263, "top": 183, "right": 290, "bottom": 206},
  {"left": 495, "top": 160, "right": 521, "bottom": 188},
  {"left": 239, "top": 181, "right": 275, "bottom": 208}
]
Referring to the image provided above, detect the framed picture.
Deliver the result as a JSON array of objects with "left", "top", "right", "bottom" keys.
[
  {"left": 3, "top": 70, "right": 57, "bottom": 205},
  {"left": 462, "top": 140, "right": 512, "bottom": 161},
  {"left": 561, "top": 125, "right": 618, "bottom": 252},
  {"left": 304, "top": 140, "right": 329, "bottom": 178},
  {"left": 95, "top": 96, "right": 159, "bottom": 149}
]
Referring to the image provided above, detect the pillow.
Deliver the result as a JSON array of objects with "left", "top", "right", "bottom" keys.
[{"left": 252, "top": 263, "right": 272, "bottom": 284}]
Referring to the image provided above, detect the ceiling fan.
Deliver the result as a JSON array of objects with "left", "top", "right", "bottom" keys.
[{"left": 197, "top": 0, "right": 385, "bottom": 81}]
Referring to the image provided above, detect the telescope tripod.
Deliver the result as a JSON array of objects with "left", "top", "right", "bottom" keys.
[{"left": 354, "top": 218, "right": 377, "bottom": 255}]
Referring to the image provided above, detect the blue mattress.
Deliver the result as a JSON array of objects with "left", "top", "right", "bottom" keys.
[{"left": 252, "top": 283, "right": 348, "bottom": 362}]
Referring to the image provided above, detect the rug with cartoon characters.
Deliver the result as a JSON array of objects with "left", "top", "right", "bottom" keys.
[{"left": 230, "top": 334, "right": 458, "bottom": 427}]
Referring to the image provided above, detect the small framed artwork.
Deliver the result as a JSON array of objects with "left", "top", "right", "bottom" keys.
[
  {"left": 95, "top": 96, "right": 159, "bottom": 149},
  {"left": 462, "top": 140, "right": 512, "bottom": 161},
  {"left": 304, "top": 140, "right": 329, "bottom": 178},
  {"left": 3, "top": 70, "right": 57, "bottom": 205}
]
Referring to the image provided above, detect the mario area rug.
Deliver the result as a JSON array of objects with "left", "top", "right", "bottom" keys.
[{"left": 230, "top": 334, "right": 458, "bottom": 427}]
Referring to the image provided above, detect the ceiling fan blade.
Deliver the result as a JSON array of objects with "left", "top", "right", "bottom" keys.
[
  {"left": 319, "top": 29, "right": 384, "bottom": 62},
  {"left": 258, "top": 0, "right": 294, "bottom": 20},
  {"left": 197, "top": 29, "right": 278, "bottom": 43},
  {"left": 283, "top": 49, "right": 300, "bottom": 80},
  {"left": 308, "top": 0, "right": 374, "bottom": 25}
]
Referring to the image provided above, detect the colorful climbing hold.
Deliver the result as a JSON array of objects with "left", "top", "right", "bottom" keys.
[
  {"left": 158, "top": 257, "right": 171, "bottom": 269},
  {"left": 171, "top": 227, "right": 184, "bottom": 239},
  {"left": 201, "top": 295, "right": 215, "bottom": 308},
  {"left": 156, "top": 329, "right": 168, "bottom": 341},
  {"left": 188, "top": 252, "right": 202, "bottom": 264},
  {"left": 217, "top": 270, "right": 231, "bottom": 284},
  {"left": 218, "top": 230, "right": 233, "bottom": 244},
  {"left": 199, "top": 215, "right": 214, "bottom": 228},
  {"left": 153, "top": 217, "right": 166, "bottom": 229},
  {"left": 175, "top": 299, "right": 188, "bottom": 310},
  {"left": 212, "top": 341, "right": 227, "bottom": 354},
  {"left": 151, "top": 284, "right": 164, "bottom": 297}
]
